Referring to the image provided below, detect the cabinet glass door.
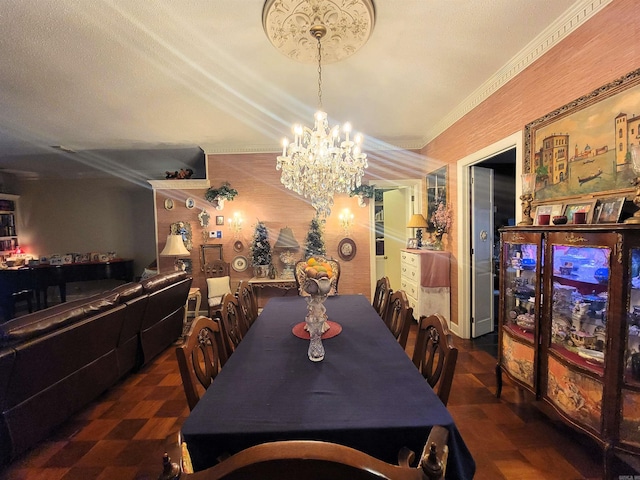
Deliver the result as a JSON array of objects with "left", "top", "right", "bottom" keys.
[
  {"left": 549, "top": 244, "right": 609, "bottom": 375},
  {"left": 503, "top": 241, "right": 538, "bottom": 341},
  {"left": 626, "top": 248, "right": 640, "bottom": 385}
]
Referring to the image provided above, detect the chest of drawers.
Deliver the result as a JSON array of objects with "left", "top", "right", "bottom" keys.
[{"left": 400, "top": 249, "right": 451, "bottom": 322}]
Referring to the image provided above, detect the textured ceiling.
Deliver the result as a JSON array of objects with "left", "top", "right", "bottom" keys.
[{"left": 0, "top": 0, "right": 607, "bottom": 179}]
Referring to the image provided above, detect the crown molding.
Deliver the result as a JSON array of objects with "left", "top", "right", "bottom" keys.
[{"left": 421, "top": 0, "right": 613, "bottom": 148}]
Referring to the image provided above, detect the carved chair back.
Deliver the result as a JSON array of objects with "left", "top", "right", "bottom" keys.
[
  {"left": 236, "top": 280, "right": 258, "bottom": 330},
  {"left": 159, "top": 426, "right": 450, "bottom": 480},
  {"left": 372, "top": 276, "right": 392, "bottom": 318},
  {"left": 412, "top": 314, "right": 458, "bottom": 406},
  {"left": 219, "top": 293, "right": 246, "bottom": 355},
  {"left": 382, "top": 290, "right": 413, "bottom": 350},
  {"left": 175, "top": 315, "right": 228, "bottom": 411}
]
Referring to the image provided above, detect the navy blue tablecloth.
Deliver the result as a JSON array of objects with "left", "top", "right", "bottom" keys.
[{"left": 181, "top": 295, "right": 475, "bottom": 479}]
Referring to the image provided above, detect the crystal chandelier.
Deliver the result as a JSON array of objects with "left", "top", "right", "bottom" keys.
[{"left": 275, "top": 24, "right": 368, "bottom": 219}]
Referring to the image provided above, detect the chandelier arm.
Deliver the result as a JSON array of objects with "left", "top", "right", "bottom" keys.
[{"left": 317, "top": 35, "right": 322, "bottom": 110}]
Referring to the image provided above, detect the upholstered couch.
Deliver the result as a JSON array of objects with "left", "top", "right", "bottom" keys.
[{"left": 0, "top": 270, "right": 192, "bottom": 465}]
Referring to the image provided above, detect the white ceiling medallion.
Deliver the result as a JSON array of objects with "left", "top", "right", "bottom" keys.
[{"left": 262, "top": 0, "right": 376, "bottom": 64}]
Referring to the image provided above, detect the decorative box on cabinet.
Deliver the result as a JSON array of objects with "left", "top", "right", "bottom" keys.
[
  {"left": 497, "top": 225, "right": 640, "bottom": 472},
  {"left": 400, "top": 249, "right": 450, "bottom": 322}
]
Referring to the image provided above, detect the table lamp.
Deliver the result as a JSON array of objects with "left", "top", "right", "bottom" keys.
[
  {"left": 407, "top": 214, "right": 428, "bottom": 248},
  {"left": 274, "top": 227, "right": 299, "bottom": 279},
  {"left": 160, "top": 234, "right": 190, "bottom": 271}
]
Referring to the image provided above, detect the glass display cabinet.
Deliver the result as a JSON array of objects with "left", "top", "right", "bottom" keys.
[
  {"left": 497, "top": 225, "right": 640, "bottom": 473},
  {"left": 497, "top": 230, "right": 543, "bottom": 396}
]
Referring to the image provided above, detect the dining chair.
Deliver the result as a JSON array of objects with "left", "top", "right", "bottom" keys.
[
  {"left": 382, "top": 290, "right": 413, "bottom": 350},
  {"left": 412, "top": 313, "right": 459, "bottom": 406},
  {"left": 294, "top": 257, "right": 340, "bottom": 296},
  {"left": 372, "top": 276, "right": 392, "bottom": 318},
  {"left": 205, "top": 260, "right": 231, "bottom": 319},
  {"left": 159, "top": 425, "right": 450, "bottom": 480},
  {"left": 235, "top": 280, "right": 258, "bottom": 330},
  {"left": 219, "top": 293, "right": 246, "bottom": 355},
  {"left": 175, "top": 315, "right": 228, "bottom": 411}
]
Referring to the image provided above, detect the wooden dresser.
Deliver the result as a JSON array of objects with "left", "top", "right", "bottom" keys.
[{"left": 400, "top": 249, "right": 451, "bottom": 322}]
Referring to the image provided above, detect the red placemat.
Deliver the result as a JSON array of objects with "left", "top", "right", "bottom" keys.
[{"left": 292, "top": 321, "right": 342, "bottom": 339}]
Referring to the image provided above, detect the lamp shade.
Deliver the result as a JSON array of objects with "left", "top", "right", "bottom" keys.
[
  {"left": 274, "top": 227, "right": 299, "bottom": 250},
  {"left": 406, "top": 214, "right": 428, "bottom": 228},
  {"left": 160, "top": 234, "right": 190, "bottom": 257}
]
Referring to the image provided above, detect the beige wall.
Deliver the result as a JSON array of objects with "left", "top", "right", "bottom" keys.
[{"left": 16, "top": 177, "right": 156, "bottom": 275}]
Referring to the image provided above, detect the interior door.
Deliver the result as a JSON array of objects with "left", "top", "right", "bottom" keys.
[
  {"left": 471, "top": 166, "right": 494, "bottom": 337},
  {"left": 381, "top": 188, "right": 408, "bottom": 291}
]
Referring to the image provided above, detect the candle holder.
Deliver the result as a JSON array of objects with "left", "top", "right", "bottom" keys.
[{"left": 518, "top": 173, "right": 536, "bottom": 225}]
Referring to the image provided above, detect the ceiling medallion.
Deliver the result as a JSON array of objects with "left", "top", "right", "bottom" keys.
[{"left": 262, "top": 0, "right": 376, "bottom": 64}]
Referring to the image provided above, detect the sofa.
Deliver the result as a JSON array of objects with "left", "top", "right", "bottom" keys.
[{"left": 0, "top": 270, "right": 192, "bottom": 465}]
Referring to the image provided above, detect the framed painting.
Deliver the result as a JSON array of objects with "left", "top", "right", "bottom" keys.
[
  {"left": 533, "top": 204, "right": 563, "bottom": 225},
  {"left": 524, "top": 68, "right": 640, "bottom": 204},
  {"left": 594, "top": 196, "right": 625, "bottom": 224},
  {"left": 563, "top": 200, "right": 597, "bottom": 224}
]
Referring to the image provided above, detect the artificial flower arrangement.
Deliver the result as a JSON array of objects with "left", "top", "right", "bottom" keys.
[
  {"left": 431, "top": 202, "right": 453, "bottom": 237},
  {"left": 204, "top": 182, "right": 238, "bottom": 203}
]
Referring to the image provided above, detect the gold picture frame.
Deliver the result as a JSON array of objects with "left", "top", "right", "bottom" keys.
[{"left": 524, "top": 68, "right": 640, "bottom": 205}]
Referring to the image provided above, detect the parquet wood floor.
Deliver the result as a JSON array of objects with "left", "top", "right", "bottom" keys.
[{"left": 0, "top": 322, "right": 637, "bottom": 479}]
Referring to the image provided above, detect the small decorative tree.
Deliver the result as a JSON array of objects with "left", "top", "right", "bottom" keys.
[
  {"left": 250, "top": 220, "right": 272, "bottom": 277},
  {"left": 304, "top": 218, "right": 326, "bottom": 259}
]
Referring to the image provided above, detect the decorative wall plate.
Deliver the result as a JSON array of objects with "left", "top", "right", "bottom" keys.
[
  {"left": 232, "top": 255, "right": 248, "bottom": 272},
  {"left": 338, "top": 237, "right": 356, "bottom": 261},
  {"left": 233, "top": 240, "right": 244, "bottom": 252},
  {"left": 185, "top": 197, "right": 195, "bottom": 209},
  {"left": 164, "top": 198, "right": 174, "bottom": 210}
]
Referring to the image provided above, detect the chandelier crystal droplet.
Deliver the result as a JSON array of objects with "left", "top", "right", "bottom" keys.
[{"left": 275, "top": 24, "right": 368, "bottom": 219}]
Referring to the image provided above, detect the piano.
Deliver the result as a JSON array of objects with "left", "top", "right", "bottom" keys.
[{"left": 0, "top": 259, "right": 134, "bottom": 322}]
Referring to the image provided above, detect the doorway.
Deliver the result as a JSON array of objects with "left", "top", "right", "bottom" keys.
[
  {"left": 369, "top": 179, "right": 422, "bottom": 298},
  {"left": 455, "top": 132, "right": 521, "bottom": 339}
]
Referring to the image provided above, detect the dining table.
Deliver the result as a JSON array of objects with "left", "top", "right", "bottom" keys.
[{"left": 181, "top": 294, "right": 475, "bottom": 479}]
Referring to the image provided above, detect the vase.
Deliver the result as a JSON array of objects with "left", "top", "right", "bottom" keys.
[
  {"left": 303, "top": 277, "right": 332, "bottom": 361},
  {"left": 254, "top": 264, "right": 270, "bottom": 278},
  {"left": 432, "top": 233, "right": 444, "bottom": 251}
]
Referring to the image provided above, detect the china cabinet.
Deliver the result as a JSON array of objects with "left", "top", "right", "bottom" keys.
[
  {"left": 497, "top": 224, "right": 640, "bottom": 470},
  {"left": 0, "top": 194, "right": 19, "bottom": 257}
]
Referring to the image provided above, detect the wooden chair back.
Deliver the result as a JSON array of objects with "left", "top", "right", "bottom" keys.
[
  {"left": 204, "top": 260, "right": 230, "bottom": 277},
  {"left": 236, "top": 280, "right": 258, "bottom": 330},
  {"left": 205, "top": 261, "right": 231, "bottom": 318},
  {"left": 382, "top": 290, "right": 413, "bottom": 350},
  {"left": 159, "top": 426, "right": 450, "bottom": 480},
  {"left": 219, "top": 293, "right": 246, "bottom": 355},
  {"left": 372, "top": 276, "right": 392, "bottom": 318},
  {"left": 294, "top": 258, "right": 340, "bottom": 296},
  {"left": 412, "top": 314, "right": 458, "bottom": 406},
  {"left": 175, "top": 316, "right": 228, "bottom": 411}
]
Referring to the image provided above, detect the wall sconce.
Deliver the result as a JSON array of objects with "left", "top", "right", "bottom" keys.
[
  {"left": 228, "top": 212, "right": 243, "bottom": 238},
  {"left": 518, "top": 173, "right": 536, "bottom": 225},
  {"left": 406, "top": 214, "right": 428, "bottom": 248},
  {"left": 160, "top": 234, "right": 190, "bottom": 271},
  {"left": 339, "top": 209, "right": 354, "bottom": 237}
]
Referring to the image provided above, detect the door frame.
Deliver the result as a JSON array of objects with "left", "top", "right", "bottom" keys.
[
  {"left": 454, "top": 131, "right": 523, "bottom": 339},
  {"left": 369, "top": 178, "right": 423, "bottom": 299}
]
